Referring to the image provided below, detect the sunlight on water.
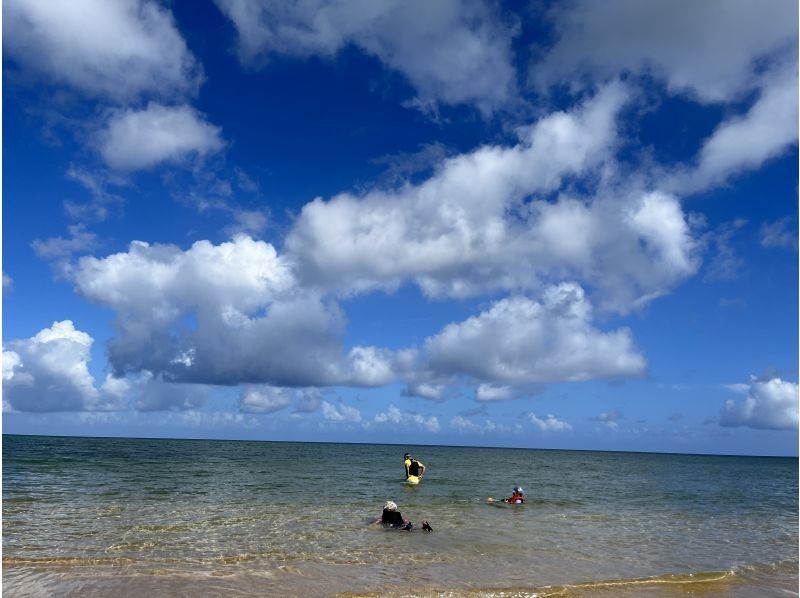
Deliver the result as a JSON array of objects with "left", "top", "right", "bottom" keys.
[{"left": 3, "top": 436, "right": 798, "bottom": 596}]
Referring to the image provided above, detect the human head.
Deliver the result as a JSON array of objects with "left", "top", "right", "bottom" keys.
[
  {"left": 384, "top": 501, "right": 397, "bottom": 511},
  {"left": 404, "top": 453, "right": 410, "bottom": 459},
  {"left": 513, "top": 486, "right": 524, "bottom": 495}
]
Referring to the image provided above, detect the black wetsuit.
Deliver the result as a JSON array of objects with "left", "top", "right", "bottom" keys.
[{"left": 381, "top": 509, "right": 406, "bottom": 527}]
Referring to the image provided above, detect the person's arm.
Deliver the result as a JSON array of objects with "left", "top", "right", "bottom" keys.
[{"left": 419, "top": 462, "right": 426, "bottom": 477}]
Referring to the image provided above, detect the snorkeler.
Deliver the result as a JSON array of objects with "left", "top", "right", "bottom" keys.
[
  {"left": 487, "top": 486, "right": 525, "bottom": 504},
  {"left": 403, "top": 452, "right": 426, "bottom": 480},
  {"left": 374, "top": 500, "right": 413, "bottom": 530}
]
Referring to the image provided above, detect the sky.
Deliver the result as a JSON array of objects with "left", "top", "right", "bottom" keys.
[{"left": 2, "top": 0, "right": 798, "bottom": 456}]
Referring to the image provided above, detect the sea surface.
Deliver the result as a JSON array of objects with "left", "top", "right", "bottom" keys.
[{"left": 3, "top": 435, "right": 798, "bottom": 597}]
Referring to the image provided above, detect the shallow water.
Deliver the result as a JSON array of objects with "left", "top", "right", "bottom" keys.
[{"left": 3, "top": 435, "right": 798, "bottom": 596}]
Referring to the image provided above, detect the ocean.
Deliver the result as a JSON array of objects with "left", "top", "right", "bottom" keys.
[{"left": 3, "top": 434, "right": 797, "bottom": 597}]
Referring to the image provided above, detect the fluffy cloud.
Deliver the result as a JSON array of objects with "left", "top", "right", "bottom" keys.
[
  {"left": 5, "top": 0, "right": 201, "bottom": 101},
  {"left": 720, "top": 377, "right": 798, "bottom": 430},
  {"left": 3, "top": 321, "right": 127, "bottom": 412},
  {"left": 421, "top": 284, "right": 646, "bottom": 385},
  {"left": 534, "top": 0, "right": 796, "bottom": 103},
  {"left": 214, "top": 0, "right": 516, "bottom": 113},
  {"left": 535, "top": 1, "right": 798, "bottom": 195},
  {"left": 321, "top": 401, "right": 362, "bottom": 423},
  {"left": 240, "top": 385, "right": 292, "bottom": 414},
  {"left": 97, "top": 104, "right": 224, "bottom": 171},
  {"left": 374, "top": 404, "right": 440, "bottom": 432},
  {"left": 528, "top": 412, "right": 572, "bottom": 432},
  {"left": 288, "top": 83, "right": 698, "bottom": 312},
  {"left": 72, "top": 236, "right": 394, "bottom": 388}
]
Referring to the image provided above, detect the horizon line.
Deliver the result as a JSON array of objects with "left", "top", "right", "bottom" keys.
[{"left": 3, "top": 432, "right": 796, "bottom": 459}]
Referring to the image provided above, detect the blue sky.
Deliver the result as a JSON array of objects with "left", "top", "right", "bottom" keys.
[{"left": 3, "top": 0, "right": 798, "bottom": 456}]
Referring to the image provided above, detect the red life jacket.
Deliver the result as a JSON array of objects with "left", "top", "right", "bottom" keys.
[{"left": 507, "top": 493, "right": 524, "bottom": 504}]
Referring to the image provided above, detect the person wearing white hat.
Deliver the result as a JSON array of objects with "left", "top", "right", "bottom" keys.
[{"left": 374, "top": 500, "right": 412, "bottom": 530}]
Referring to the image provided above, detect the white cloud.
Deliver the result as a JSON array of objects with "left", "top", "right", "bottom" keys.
[
  {"left": 760, "top": 217, "right": 798, "bottom": 251},
  {"left": 97, "top": 104, "right": 224, "bottom": 171},
  {"left": 374, "top": 404, "right": 440, "bottom": 432},
  {"left": 224, "top": 209, "right": 269, "bottom": 237},
  {"left": 31, "top": 224, "right": 98, "bottom": 266},
  {"left": 475, "top": 384, "right": 514, "bottom": 401},
  {"left": 421, "top": 284, "right": 646, "bottom": 385},
  {"left": 592, "top": 409, "right": 622, "bottom": 429},
  {"left": 214, "top": 0, "right": 516, "bottom": 114},
  {"left": 5, "top": 0, "right": 202, "bottom": 101},
  {"left": 720, "top": 377, "right": 798, "bottom": 431},
  {"left": 72, "top": 236, "right": 401, "bottom": 388},
  {"left": 3, "top": 321, "right": 127, "bottom": 412},
  {"left": 287, "top": 84, "right": 698, "bottom": 312},
  {"left": 403, "top": 382, "right": 446, "bottom": 401},
  {"left": 2, "top": 272, "right": 13, "bottom": 293},
  {"left": 528, "top": 412, "right": 572, "bottom": 432},
  {"left": 240, "top": 385, "right": 292, "bottom": 414},
  {"left": 534, "top": 0, "right": 797, "bottom": 103},
  {"left": 449, "top": 415, "right": 515, "bottom": 435},
  {"left": 671, "top": 64, "right": 798, "bottom": 193},
  {"left": 181, "top": 410, "right": 253, "bottom": 428},
  {"left": 321, "top": 400, "right": 362, "bottom": 423}
]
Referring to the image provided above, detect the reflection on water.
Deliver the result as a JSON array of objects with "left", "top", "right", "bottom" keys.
[{"left": 3, "top": 435, "right": 798, "bottom": 596}]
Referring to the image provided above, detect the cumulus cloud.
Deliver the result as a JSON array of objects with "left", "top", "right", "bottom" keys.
[
  {"left": 534, "top": 2, "right": 798, "bottom": 195},
  {"left": 374, "top": 404, "right": 440, "bottom": 432},
  {"left": 421, "top": 284, "right": 646, "bottom": 385},
  {"left": 528, "top": 412, "right": 572, "bottom": 432},
  {"left": 3, "top": 320, "right": 127, "bottom": 412},
  {"left": 72, "top": 236, "right": 402, "bottom": 389},
  {"left": 534, "top": 0, "right": 797, "bottom": 103},
  {"left": 240, "top": 385, "right": 292, "bottom": 414},
  {"left": 97, "top": 104, "right": 224, "bottom": 171},
  {"left": 214, "top": 0, "right": 516, "bottom": 114},
  {"left": 321, "top": 400, "right": 362, "bottom": 423},
  {"left": 720, "top": 377, "right": 798, "bottom": 430},
  {"left": 4, "top": 0, "right": 202, "bottom": 101},
  {"left": 287, "top": 83, "right": 699, "bottom": 312}
]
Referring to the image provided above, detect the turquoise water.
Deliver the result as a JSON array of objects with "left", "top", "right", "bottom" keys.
[{"left": 3, "top": 435, "right": 798, "bottom": 596}]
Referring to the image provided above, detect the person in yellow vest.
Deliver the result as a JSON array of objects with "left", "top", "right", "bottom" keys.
[{"left": 403, "top": 452, "right": 425, "bottom": 480}]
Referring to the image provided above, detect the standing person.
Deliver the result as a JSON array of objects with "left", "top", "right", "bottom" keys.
[{"left": 403, "top": 452, "right": 426, "bottom": 481}]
